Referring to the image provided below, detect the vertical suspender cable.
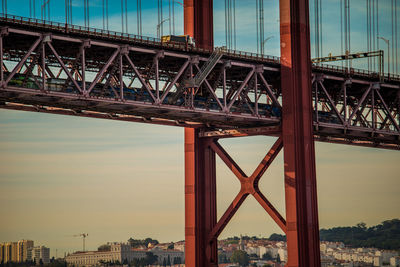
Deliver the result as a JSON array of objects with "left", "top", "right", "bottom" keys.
[
  {"left": 225, "top": 0, "right": 227, "bottom": 48},
  {"left": 121, "top": 0, "right": 124, "bottom": 33},
  {"left": 65, "top": 0, "right": 68, "bottom": 24},
  {"left": 157, "top": 0, "right": 160, "bottom": 38},
  {"left": 172, "top": 0, "right": 175, "bottom": 35},
  {"left": 161, "top": 0, "right": 163, "bottom": 37},
  {"left": 224, "top": 0, "right": 228, "bottom": 48},
  {"left": 69, "top": 0, "right": 72, "bottom": 24},
  {"left": 373, "top": 0, "right": 375, "bottom": 71},
  {"left": 347, "top": 0, "right": 351, "bottom": 69},
  {"left": 139, "top": 0, "right": 142, "bottom": 35},
  {"left": 377, "top": 0, "right": 379, "bottom": 53},
  {"left": 256, "top": 0, "right": 259, "bottom": 54},
  {"left": 320, "top": 0, "right": 322, "bottom": 58},
  {"left": 233, "top": 0, "right": 236, "bottom": 50},
  {"left": 260, "top": 0, "right": 265, "bottom": 55},
  {"left": 228, "top": 0, "right": 230, "bottom": 48},
  {"left": 169, "top": 0, "right": 171, "bottom": 35},
  {"left": 137, "top": 0, "right": 140, "bottom": 35},
  {"left": 369, "top": 0, "right": 373, "bottom": 72},
  {"left": 316, "top": 0, "right": 319, "bottom": 59},
  {"left": 344, "top": 0, "right": 347, "bottom": 69},
  {"left": 394, "top": 0, "right": 399, "bottom": 74},
  {"left": 230, "top": 0, "right": 233, "bottom": 49},
  {"left": 106, "top": 0, "right": 108, "bottom": 30},
  {"left": 102, "top": 0, "right": 105, "bottom": 29},
  {"left": 341, "top": 0, "right": 344, "bottom": 67},
  {"left": 366, "top": 0, "right": 369, "bottom": 71},
  {"left": 392, "top": 0, "right": 395, "bottom": 73},
  {"left": 125, "top": 0, "right": 128, "bottom": 34}
]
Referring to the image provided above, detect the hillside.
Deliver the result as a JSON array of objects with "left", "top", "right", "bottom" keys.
[{"left": 319, "top": 219, "right": 400, "bottom": 250}]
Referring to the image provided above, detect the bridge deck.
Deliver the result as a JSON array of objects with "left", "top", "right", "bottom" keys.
[{"left": 0, "top": 14, "right": 399, "bottom": 149}]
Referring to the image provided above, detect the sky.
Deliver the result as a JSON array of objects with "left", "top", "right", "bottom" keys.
[{"left": 0, "top": 0, "right": 399, "bottom": 258}]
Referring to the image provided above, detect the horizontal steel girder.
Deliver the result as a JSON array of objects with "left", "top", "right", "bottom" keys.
[{"left": 0, "top": 21, "right": 399, "bottom": 149}]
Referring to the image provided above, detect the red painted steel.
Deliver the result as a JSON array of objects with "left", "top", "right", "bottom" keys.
[
  {"left": 280, "top": 0, "right": 321, "bottom": 266},
  {"left": 184, "top": 129, "right": 218, "bottom": 267},
  {"left": 184, "top": 1, "right": 216, "bottom": 266},
  {"left": 184, "top": 0, "right": 213, "bottom": 50},
  {"left": 193, "top": 0, "right": 214, "bottom": 50},
  {"left": 208, "top": 138, "right": 286, "bottom": 240}
]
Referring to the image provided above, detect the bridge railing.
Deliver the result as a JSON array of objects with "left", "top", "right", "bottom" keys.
[{"left": 0, "top": 13, "right": 398, "bottom": 82}]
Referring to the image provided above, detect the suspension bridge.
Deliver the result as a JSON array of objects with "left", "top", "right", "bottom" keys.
[{"left": 0, "top": 0, "right": 399, "bottom": 266}]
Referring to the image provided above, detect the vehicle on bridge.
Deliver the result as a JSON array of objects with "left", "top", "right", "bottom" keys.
[{"left": 161, "top": 35, "right": 196, "bottom": 48}]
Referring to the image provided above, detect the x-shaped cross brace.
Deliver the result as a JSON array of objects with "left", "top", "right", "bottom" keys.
[{"left": 207, "top": 136, "right": 287, "bottom": 243}]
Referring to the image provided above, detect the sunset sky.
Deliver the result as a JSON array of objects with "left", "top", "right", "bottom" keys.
[{"left": 0, "top": 0, "right": 399, "bottom": 258}]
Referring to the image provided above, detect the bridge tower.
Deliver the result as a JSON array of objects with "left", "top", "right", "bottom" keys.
[{"left": 183, "top": 0, "right": 321, "bottom": 267}]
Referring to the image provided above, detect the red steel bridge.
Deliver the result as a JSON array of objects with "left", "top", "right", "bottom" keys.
[{"left": 0, "top": 1, "right": 399, "bottom": 266}]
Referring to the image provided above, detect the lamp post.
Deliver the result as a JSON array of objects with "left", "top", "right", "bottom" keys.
[
  {"left": 157, "top": 18, "right": 170, "bottom": 39},
  {"left": 41, "top": 0, "right": 50, "bottom": 20},
  {"left": 378, "top": 36, "right": 390, "bottom": 77},
  {"left": 262, "top": 36, "right": 274, "bottom": 55}
]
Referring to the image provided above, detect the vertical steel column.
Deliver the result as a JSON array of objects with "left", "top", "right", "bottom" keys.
[
  {"left": 184, "top": 129, "right": 217, "bottom": 267},
  {"left": 193, "top": 0, "right": 213, "bottom": 50},
  {"left": 280, "top": 0, "right": 321, "bottom": 266},
  {"left": 184, "top": 1, "right": 216, "bottom": 266}
]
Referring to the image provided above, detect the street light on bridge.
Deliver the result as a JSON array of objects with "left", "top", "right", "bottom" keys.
[
  {"left": 262, "top": 36, "right": 274, "bottom": 55},
  {"left": 157, "top": 18, "right": 170, "bottom": 39},
  {"left": 378, "top": 36, "right": 390, "bottom": 77}
]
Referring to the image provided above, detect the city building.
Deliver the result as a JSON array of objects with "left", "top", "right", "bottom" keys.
[
  {"left": 65, "top": 243, "right": 184, "bottom": 266},
  {"left": 17, "top": 240, "right": 34, "bottom": 262},
  {"left": 27, "top": 246, "right": 50, "bottom": 265},
  {"left": 0, "top": 240, "right": 35, "bottom": 263}
]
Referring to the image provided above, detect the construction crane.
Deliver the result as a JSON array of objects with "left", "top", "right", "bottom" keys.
[{"left": 73, "top": 233, "right": 88, "bottom": 252}]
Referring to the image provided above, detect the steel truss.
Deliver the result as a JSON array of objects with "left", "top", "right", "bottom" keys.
[
  {"left": 185, "top": 129, "right": 285, "bottom": 265},
  {"left": 0, "top": 22, "right": 399, "bottom": 149}
]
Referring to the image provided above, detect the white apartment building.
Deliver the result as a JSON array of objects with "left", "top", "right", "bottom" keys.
[
  {"left": 390, "top": 256, "right": 400, "bottom": 266},
  {"left": 28, "top": 246, "right": 50, "bottom": 264},
  {"left": 65, "top": 243, "right": 184, "bottom": 267}
]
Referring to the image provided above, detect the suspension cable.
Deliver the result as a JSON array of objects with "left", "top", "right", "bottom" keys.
[
  {"left": 256, "top": 0, "right": 259, "bottom": 54},
  {"left": 125, "top": 0, "right": 128, "bottom": 33},
  {"left": 233, "top": 0, "right": 236, "bottom": 50},
  {"left": 172, "top": 0, "right": 175, "bottom": 35},
  {"left": 121, "top": 0, "right": 124, "bottom": 33},
  {"left": 169, "top": 0, "right": 172, "bottom": 35},
  {"left": 394, "top": 0, "right": 399, "bottom": 74},
  {"left": 341, "top": 0, "right": 344, "bottom": 67},
  {"left": 137, "top": 0, "right": 142, "bottom": 36}
]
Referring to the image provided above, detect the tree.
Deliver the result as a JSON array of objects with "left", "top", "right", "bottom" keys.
[
  {"left": 262, "top": 252, "right": 273, "bottom": 260},
  {"left": 144, "top": 252, "right": 158, "bottom": 265},
  {"left": 230, "top": 250, "right": 250, "bottom": 267},
  {"left": 276, "top": 254, "right": 281, "bottom": 263},
  {"left": 218, "top": 253, "right": 229, "bottom": 263},
  {"left": 268, "top": 233, "right": 286, "bottom": 241},
  {"left": 167, "top": 255, "right": 171, "bottom": 266},
  {"left": 98, "top": 244, "right": 111, "bottom": 251}
]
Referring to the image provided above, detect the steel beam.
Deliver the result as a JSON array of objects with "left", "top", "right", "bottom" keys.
[
  {"left": 184, "top": 129, "right": 217, "bottom": 267},
  {"left": 280, "top": 0, "right": 321, "bottom": 266}
]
